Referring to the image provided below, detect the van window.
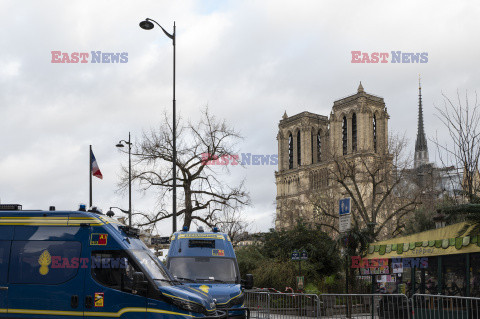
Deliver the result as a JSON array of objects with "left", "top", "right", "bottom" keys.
[
  {"left": 9, "top": 241, "right": 81, "bottom": 284},
  {"left": 0, "top": 241, "right": 10, "bottom": 284},
  {"left": 91, "top": 250, "right": 143, "bottom": 295},
  {"left": 131, "top": 249, "right": 173, "bottom": 286},
  {"left": 188, "top": 240, "right": 215, "bottom": 248},
  {"left": 168, "top": 257, "right": 239, "bottom": 283}
]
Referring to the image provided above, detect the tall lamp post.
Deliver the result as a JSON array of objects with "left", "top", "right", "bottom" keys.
[
  {"left": 139, "top": 18, "right": 177, "bottom": 234},
  {"left": 116, "top": 132, "right": 132, "bottom": 226}
]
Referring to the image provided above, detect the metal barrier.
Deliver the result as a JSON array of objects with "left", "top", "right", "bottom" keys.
[
  {"left": 412, "top": 294, "right": 480, "bottom": 319},
  {"left": 319, "top": 294, "right": 410, "bottom": 319},
  {"left": 245, "top": 291, "right": 480, "bottom": 318},
  {"left": 245, "top": 291, "right": 321, "bottom": 319}
]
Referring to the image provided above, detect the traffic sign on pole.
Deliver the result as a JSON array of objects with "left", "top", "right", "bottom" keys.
[
  {"left": 300, "top": 250, "right": 308, "bottom": 260},
  {"left": 291, "top": 250, "right": 300, "bottom": 261},
  {"left": 339, "top": 198, "right": 351, "bottom": 233},
  {"left": 339, "top": 197, "right": 351, "bottom": 215}
]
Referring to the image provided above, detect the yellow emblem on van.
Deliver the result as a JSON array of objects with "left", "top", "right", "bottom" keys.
[
  {"left": 199, "top": 285, "right": 210, "bottom": 293},
  {"left": 38, "top": 250, "right": 51, "bottom": 275}
]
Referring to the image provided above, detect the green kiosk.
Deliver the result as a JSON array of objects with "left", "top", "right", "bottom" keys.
[{"left": 366, "top": 222, "right": 480, "bottom": 318}]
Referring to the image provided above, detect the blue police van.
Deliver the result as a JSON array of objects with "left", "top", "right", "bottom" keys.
[
  {"left": 166, "top": 227, "right": 253, "bottom": 319},
  {"left": 0, "top": 204, "right": 226, "bottom": 319}
]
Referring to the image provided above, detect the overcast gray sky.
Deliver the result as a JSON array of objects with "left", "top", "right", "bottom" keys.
[{"left": 1, "top": 0, "right": 479, "bottom": 235}]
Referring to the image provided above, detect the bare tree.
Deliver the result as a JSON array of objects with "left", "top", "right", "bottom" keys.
[
  {"left": 119, "top": 107, "right": 250, "bottom": 229},
  {"left": 309, "top": 133, "right": 421, "bottom": 241},
  {"left": 433, "top": 91, "right": 480, "bottom": 203},
  {"left": 210, "top": 207, "right": 250, "bottom": 245}
]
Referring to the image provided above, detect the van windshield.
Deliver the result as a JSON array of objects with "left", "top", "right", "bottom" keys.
[
  {"left": 131, "top": 250, "right": 175, "bottom": 286},
  {"left": 168, "top": 257, "right": 239, "bottom": 284}
]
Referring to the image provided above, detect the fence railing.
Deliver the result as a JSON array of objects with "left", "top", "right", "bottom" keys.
[
  {"left": 319, "top": 294, "right": 410, "bottom": 319},
  {"left": 244, "top": 291, "right": 480, "bottom": 318},
  {"left": 412, "top": 293, "right": 480, "bottom": 319},
  {"left": 245, "top": 291, "right": 320, "bottom": 319}
]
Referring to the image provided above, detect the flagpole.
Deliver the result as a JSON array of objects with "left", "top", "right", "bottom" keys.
[{"left": 89, "top": 145, "right": 92, "bottom": 207}]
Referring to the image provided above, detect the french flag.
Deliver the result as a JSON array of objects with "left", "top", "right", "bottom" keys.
[{"left": 90, "top": 150, "right": 103, "bottom": 179}]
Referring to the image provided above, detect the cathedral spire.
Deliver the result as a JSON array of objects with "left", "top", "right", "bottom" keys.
[
  {"left": 414, "top": 75, "right": 429, "bottom": 168},
  {"left": 358, "top": 81, "right": 364, "bottom": 93}
]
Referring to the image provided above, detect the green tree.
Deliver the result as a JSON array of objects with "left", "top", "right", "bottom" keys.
[
  {"left": 235, "top": 245, "right": 265, "bottom": 277},
  {"left": 440, "top": 204, "right": 480, "bottom": 235},
  {"left": 235, "top": 221, "right": 341, "bottom": 290},
  {"left": 261, "top": 222, "right": 341, "bottom": 275},
  {"left": 401, "top": 208, "right": 436, "bottom": 236}
]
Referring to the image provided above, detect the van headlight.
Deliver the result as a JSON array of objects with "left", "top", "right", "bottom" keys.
[{"left": 169, "top": 297, "right": 208, "bottom": 315}]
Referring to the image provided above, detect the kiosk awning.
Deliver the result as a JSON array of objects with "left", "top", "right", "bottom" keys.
[{"left": 366, "top": 222, "right": 480, "bottom": 259}]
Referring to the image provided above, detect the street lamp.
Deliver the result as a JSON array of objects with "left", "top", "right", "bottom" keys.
[
  {"left": 116, "top": 132, "right": 132, "bottom": 226},
  {"left": 107, "top": 206, "right": 129, "bottom": 222},
  {"left": 107, "top": 206, "right": 129, "bottom": 215},
  {"left": 139, "top": 18, "right": 177, "bottom": 234}
]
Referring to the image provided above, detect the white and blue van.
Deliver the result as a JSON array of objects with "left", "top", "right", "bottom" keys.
[{"left": 166, "top": 227, "right": 253, "bottom": 319}]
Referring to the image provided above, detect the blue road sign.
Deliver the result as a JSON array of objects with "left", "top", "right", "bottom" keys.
[
  {"left": 339, "top": 198, "right": 351, "bottom": 215},
  {"left": 300, "top": 250, "right": 308, "bottom": 260},
  {"left": 291, "top": 250, "right": 300, "bottom": 261}
]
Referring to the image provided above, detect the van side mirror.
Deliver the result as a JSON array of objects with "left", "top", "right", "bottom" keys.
[
  {"left": 242, "top": 274, "right": 254, "bottom": 290},
  {"left": 133, "top": 272, "right": 148, "bottom": 293}
]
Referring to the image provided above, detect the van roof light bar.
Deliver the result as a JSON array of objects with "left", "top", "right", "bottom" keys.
[{"left": 0, "top": 204, "right": 22, "bottom": 211}]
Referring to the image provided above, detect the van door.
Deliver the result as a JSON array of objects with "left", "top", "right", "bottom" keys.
[
  {"left": 7, "top": 239, "right": 86, "bottom": 319},
  {"left": 0, "top": 241, "right": 10, "bottom": 314},
  {"left": 84, "top": 250, "right": 147, "bottom": 319}
]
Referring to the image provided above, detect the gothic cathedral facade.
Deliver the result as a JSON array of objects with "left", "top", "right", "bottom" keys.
[{"left": 275, "top": 83, "right": 390, "bottom": 230}]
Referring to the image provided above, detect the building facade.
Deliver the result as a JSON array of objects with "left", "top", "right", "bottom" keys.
[{"left": 275, "top": 83, "right": 390, "bottom": 230}]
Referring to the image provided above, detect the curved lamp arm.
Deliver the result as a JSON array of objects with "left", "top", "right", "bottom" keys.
[{"left": 145, "top": 18, "right": 175, "bottom": 41}]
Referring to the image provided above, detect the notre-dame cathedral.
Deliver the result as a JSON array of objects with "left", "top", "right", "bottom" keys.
[{"left": 274, "top": 83, "right": 390, "bottom": 230}]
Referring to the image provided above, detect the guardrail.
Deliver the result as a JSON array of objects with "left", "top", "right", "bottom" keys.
[
  {"left": 319, "top": 293, "right": 410, "bottom": 319},
  {"left": 244, "top": 291, "right": 320, "bottom": 318},
  {"left": 412, "top": 294, "right": 480, "bottom": 319},
  {"left": 244, "top": 291, "right": 480, "bottom": 318}
]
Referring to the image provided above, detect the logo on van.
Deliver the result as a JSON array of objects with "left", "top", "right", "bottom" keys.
[
  {"left": 90, "top": 233, "right": 108, "bottom": 245},
  {"left": 94, "top": 292, "right": 105, "bottom": 307},
  {"left": 212, "top": 249, "right": 225, "bottom": 256},
  {"left": 38, "top": 250, "right": 52, "bottom": 275},
  {"left": 199, "top": 285, "right": 210, "bottom": 293}
]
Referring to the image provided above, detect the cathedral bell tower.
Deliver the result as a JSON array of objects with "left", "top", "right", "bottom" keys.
[
  {"left": 274, "top": 83, "right": 390, "bottom": 230},
  {"left": 329, "top": 82, "right": 389, "bottom": 157}
]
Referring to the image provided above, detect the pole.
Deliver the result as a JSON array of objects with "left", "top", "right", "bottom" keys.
[
  {"left": 371, "top": 275, "right": 375, "bottom": 319},
  {"left": 346, "top": 253, "right": 351, "bottom": 318},
  {"left": 128, "top": 132, "right": 132, "bottom": 227},
  {"left": 172, "top": 21, "right": 177, "bottom": 234},
  {"left": 466, "top": 253, "right": 470, "bottom": 297},
  {"left": 411, "top": 265, "right": 416, "bottom": 295},
  {"left": 345, "top": 253, "right": 349, "bottom": 294},
  {"left": 89, "top": 145, "right": 92, "bottom": 207},
  {"left": 298, "top": 260, "right": 301, "bottom": 292},
  {"left": 437, "top": 255, "right": 443, "bottom": 295}
]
